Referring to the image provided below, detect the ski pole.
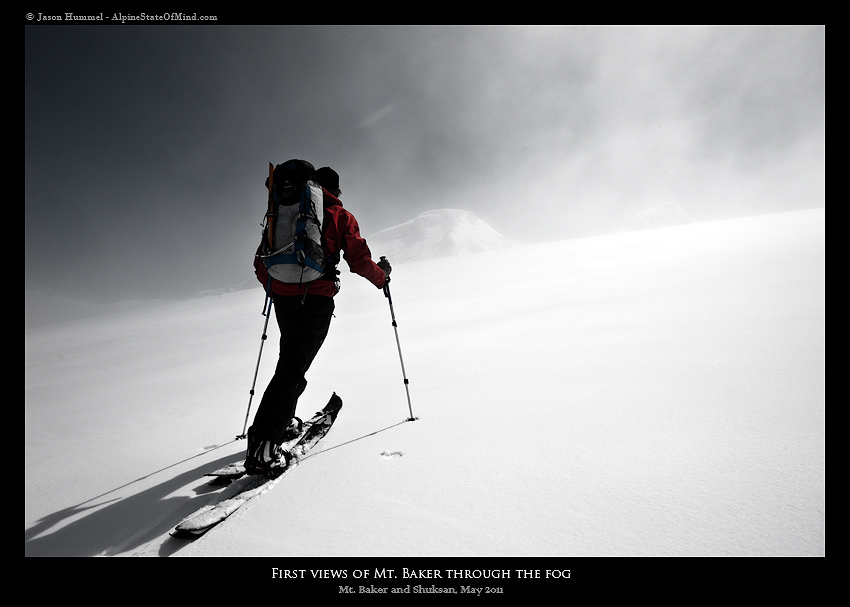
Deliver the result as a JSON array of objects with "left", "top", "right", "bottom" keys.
[
  {"left": 381, "top": 257, "right": 416, "bottom": 422},
  {"left": 238, "top": 164, "right": 277, "bottom": 440},
  {"left": 237, "top": 289, "right": 273, "bottom": 439}
]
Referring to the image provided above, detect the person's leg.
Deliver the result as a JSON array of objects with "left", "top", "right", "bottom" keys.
[{"left": 249, "top": 294, "right": 335, "bottom": 445}]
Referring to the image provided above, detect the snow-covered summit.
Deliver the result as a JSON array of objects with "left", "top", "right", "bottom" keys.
[
  {"left": 621, "top": 201, "right": 693, "bottom": 231},
  {"left": 366, "top": 208, "right": 520, "bottom": 264}
]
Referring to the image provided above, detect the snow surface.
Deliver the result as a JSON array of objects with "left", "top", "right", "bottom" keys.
[{"left": 25, "top": 208, "right": 824, "bottom": 561}]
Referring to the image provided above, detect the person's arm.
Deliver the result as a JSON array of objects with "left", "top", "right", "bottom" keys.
[{"left": 339, "top": 210, "right": 388, "bottom": 289}]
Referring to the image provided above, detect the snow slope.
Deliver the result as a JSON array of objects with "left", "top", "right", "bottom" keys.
[{"left": 24, "top": 208, "right": 824, "bottom": 562}]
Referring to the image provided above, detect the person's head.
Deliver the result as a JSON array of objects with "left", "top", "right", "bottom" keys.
[{"left": 316, "top": 167, "right": 341, "bottom": 197}]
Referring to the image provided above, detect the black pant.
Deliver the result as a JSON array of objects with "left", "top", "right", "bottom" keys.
[{"left": 249, "top": 294, "right": 335, "bottom": 444}]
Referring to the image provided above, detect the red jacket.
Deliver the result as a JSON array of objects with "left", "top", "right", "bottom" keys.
[{"left": 254, "top": 187, "right": 387, "bottom": 297}]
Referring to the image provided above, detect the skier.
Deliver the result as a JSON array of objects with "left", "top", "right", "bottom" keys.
[{"left": 245, "top": 163, "right": 392, "bottom": 475}]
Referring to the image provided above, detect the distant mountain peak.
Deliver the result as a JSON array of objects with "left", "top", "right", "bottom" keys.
[
  {"left": 621, "top": 202, "right": 693, "bottom": 231},
  {"left": 366, "top": 208, "right": 521, "bottom": 263}
]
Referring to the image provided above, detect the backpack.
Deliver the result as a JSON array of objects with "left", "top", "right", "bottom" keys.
[{"left": 260, "top": 159, "right": 327, "bottom": 284}]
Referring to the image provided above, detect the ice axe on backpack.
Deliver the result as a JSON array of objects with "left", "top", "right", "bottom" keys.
[{"left": 381, "top": 257, "right": 417, "bottom": 422}]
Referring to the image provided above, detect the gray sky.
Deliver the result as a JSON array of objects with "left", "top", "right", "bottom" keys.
[{"left": 25, "top": 25, "right": 824, "bottom": 303}]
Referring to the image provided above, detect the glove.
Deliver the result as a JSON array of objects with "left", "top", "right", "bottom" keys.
[{"left": 377, "top": 256, "right": 392, "bottom": 277}]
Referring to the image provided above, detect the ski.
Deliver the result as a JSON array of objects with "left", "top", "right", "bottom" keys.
[
  {"left": 171, "top": 393, "right": 343, "bottom": 538},
  {"left": 205, "top": 405, "right": 330, "bottom": 482}
]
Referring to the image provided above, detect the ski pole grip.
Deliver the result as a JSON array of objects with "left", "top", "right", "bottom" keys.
[{"left": 380, "top": 256, "right": 391, "bottom": 295}]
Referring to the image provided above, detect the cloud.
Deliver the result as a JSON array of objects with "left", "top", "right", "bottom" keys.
[{"left": 357, "top": 104, "right": 396, "bottom": 129}]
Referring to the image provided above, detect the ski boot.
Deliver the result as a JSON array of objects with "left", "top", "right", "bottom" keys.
[{"left": 245, "top": 431, "right": 290, "bottom": 476}]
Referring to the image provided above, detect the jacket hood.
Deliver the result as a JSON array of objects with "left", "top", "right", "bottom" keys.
[{"left": 320, "top": 186, "right": 343, "bottom": 208}]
